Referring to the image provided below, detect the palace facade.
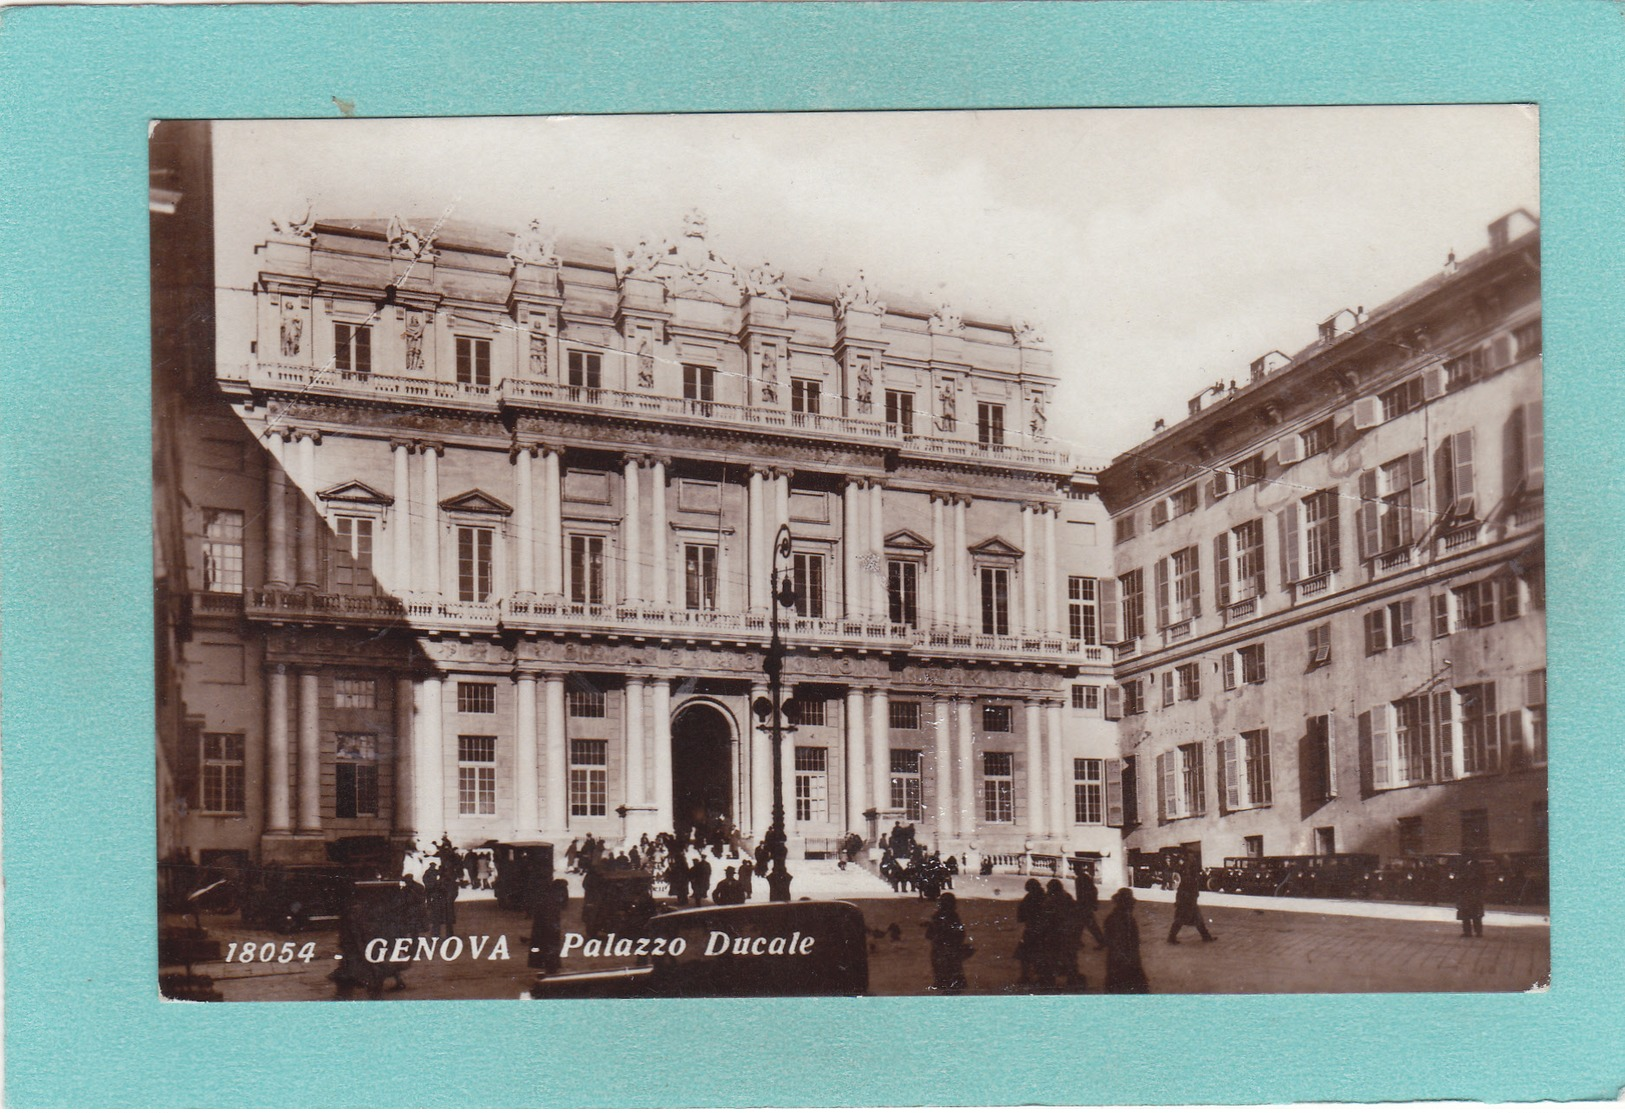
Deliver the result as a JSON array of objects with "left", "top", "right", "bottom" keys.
[
  {"left": 161, "top": 193, "right": 1120, "bottom": 876},
  {"left": 1097, "top": 210, "right": 1545, "bottom": 872}
]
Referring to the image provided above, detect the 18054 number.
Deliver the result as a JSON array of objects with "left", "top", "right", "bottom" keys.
[{"left": 224, "top": 941, "right": 318, "bottom": 963}]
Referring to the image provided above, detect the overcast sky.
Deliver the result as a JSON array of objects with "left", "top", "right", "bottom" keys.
[{"left": 214, "top": 108, "right": 1537, "bottom": 466}]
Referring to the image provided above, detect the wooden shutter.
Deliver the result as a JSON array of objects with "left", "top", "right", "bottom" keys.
[
  {"left": 178, "top": 718, "right": 204, "bottom": 811},
  {"left": 1103, "top": 686, "right": 1122, "bottom": 721},
  {"left": 1525, "top": 400, "right": 1543, "bottom": 491},
  {"left": 1222, "top": 652, "right": 1236, "bottom": 691},
  {"left": 1405, "top": 449, "right": 1428, "bottom": 545},
  {"left": 1322, "top": 716, "right": 1337, "bottom": 799},
  {"left": 1422, "top": 364, "right": 1447, "bottom": 400},
  {"left": 1484, "top": 682, "right": 1501, "bottom": 771},
  {"left": 1278, "top": 502, "right": 1301, "bottom": 586},
  {"left": 1154, "top": 557, "right": 1170, "bottom": 629},
  {"left": 1370, "top": 706, "right": 1391, "bottom": 789},
  {"left": 1431, "top": 593, "right": 1451, "bottom": 638},
  {"left": 1353, "top": 395, "right": 1383, "bottom": 430},
  {"left": 1210, "top": 471, "right": 1230, "bottom": 501},
  {"left": 1221, "top": 737, "right": 1240, "bottom": 811},
  {"left": 1490, "top": 333, "right": 1514, "bottom": 370},
  {"left": 1214, "top": 531, "right": 1232, "bottom": 608},
  {"left": 1503, "top": 404, "right": 1526, "bottom": 496},
  {"left": 1156, "top": 751, "right": 1172, "bottom": 822},
  {"left": 1357, "top": 469, "right": 1380, "bottom": 559},
  {"left": 1434, "top": 691, "right": 1456, "bottom": 780},
  {"left": 1276, "top": 434, "right": 1304, "bottom": 466},
  {"left": 1104, "top": 759, "right": 1124, "bottom": 826},
  {"left": 1364, "top": 609, "right": 1387, "bottom": 655},
  {"left": 1501, "top": 709, "right": 1527, "bottom": 769},
  {"left": 1190, "top": 746, "right": 1207, "bottom": 813},
  {"left": 1151, "top": 499, "right": 1170, "bottom": 528},
  {"left": 1450, "top": 430, "right": 1476, "bottom": 518},
  {"left": 1526, "top": 668, "right": 1546, "bottom": 706},
  {"left": 1098, "top": 577, "right": 1119, "bottom": 644}
]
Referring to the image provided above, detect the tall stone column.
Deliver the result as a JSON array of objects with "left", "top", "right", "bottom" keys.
[
  {"left": 953, "top": 497, "right": 970, "bottom": 632},
  {"left": 956, "top": 698, "right": 976, "bottom": 840},
  {"left": 649, "top": 458, "right": 669, "bottom": 609},
  {"left": 623, "top": 456, "right": 643, "bottom": 605},
  {"left": 413, "top": 675, "right": 445, "bottom": 840},
  {"left": 540, "top": 447, "right": 563, "bottom": 600},
  {"left": 264, "top": 433, "right": 291, "bottom": 590},
  {"left": 543, "top": 673, "right": 568, "bottom": 833},
  {"left": 296, "top": 668, "right": 321, "bottom": 834},
  {"left": 933, "top": 695, "right": 954, "bottom": 841},
  {"left": 1020, "top": 503, "right": 1037, "bottom": 635},
  {"left": 293, "top": 431, "right": 320, "bottom": 591},
  {"left": 420, "top": 442, "right": 442, "bottom": 596},
  {"left": 868, "top": 687, "right": 891, "bottom": 818},
  {"left": 752, "top": 680, "right": 773, "bottom": 836},
  {"left": 265, "top": 664, "right": 291, "bottom": 834},
  {"left": 625, "top": 676, "right": 647, "bottom": 806},
  {"left": 1025, "top": 698, "right": 1047, "bottom": 839},
  {"left": 845, "top": 686, "right": 868, "bottom": 832},
  {"left": 513, "top": 670, "right": 539, "bottom": 835},
  {"left": 774, "top": 469, "right": 790, "bottom": 535},
  {"left": 868, "top": 482, "right": 886, "bottom": 620},
  {"left": 930, "top": 494, "right": 946, "bottom": 631},
  {"left": 844, "top": 479, "right": 864, "bottom": 620},
  {"left": 749, "top": 467, "right": 769, "bottom": 613},
  {"left": 393, "top": 676, "right": 415, "bottom": 837},
  {"left": 650, "top": 678, "right": 674, "bottom": 832},
  {"left": 389, "top": 440, "right": 412, "bottom": 595},
  {"left": 513, "top": 445, "right": 536, "bottom": 598},
  {"left": 1046, "top": 699, "right": 1067, "bottom": 839},
  {"left": 1044, "top": 505, "right": 1060, "bottom": 636}
]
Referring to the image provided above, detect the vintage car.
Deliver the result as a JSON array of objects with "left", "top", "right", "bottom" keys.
[
  {"left": 526, "top": 899, "right": 870, "bottom": 999},
  {"left": 239, "top": 864, "right": 374, "bottom": 933},
  {"left": 581, "top": 867, "right": 658, "bottom": 935},
  {"left": 489, "top": 841, "right": 555, "bottom": 912}
]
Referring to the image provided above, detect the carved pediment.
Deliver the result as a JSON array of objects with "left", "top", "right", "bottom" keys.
[
  {"left": 884, "top": 529, "right": 934, "bottom": 552},
  {"left": 968, "top": 535, "right": 1024, "bottom": 559},
  {"left": 318, "top": 480, "right": 394, "bottom": 506},
  {"left": 440, "top": 489, "right": 513, "bottom": 515}
]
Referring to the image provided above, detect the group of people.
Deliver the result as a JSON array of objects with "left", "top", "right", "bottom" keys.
[
  {"left": 1014, "top": 877, "right": 1103, "bottom": 989},
  {"left": 878, "top": 823, "right": 958, "bottom": 899}
]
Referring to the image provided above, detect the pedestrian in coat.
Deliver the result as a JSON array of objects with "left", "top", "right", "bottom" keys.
[
  {"left": 1167, "top": 869, "right": 1215, "bottom": 943},
  {"left": 925, "top": 893, "right": 972, "bottom": 993},
  {"left": 690, "top": 853, "right": 713, "bottom": 907},
  {"left": 667, "top": 851, "right": 691, "bottom": 907},
  {"left": 1045, "top": 879, "right": 1086, "bottom": 988},
  {"left": 423, "top": 863, "right": 449, "bottom": 938},
  {"left": 1015, "top": 878, "right": 1048, "bottom": 986},
  {"left": 439, "top": 857, "right": 461, "bottom": 935},
  {"left": 712, "top": 867, "right": 746, "bottom": 906},
  {"left": 1073, "top": 866, "right": 1108, "bottom": 949},
  {"left": 528, "top": 878, "right": 568, "bottom": 974},
  {"left": 739, "top": 860, "right": 755, "bottom": 901},
  {"left": 1456, "top": 856, "right": 1488, "bottom": 937},
  {"left": 1103, "top": 888, "right": 1150, "bottom": 993},
  {"left": 565, "top": 838, "right": 581, "bottom": 874}
]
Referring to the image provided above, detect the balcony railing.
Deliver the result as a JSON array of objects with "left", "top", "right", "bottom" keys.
[
  {"left": 1376, "top": 548, "right": 1412, "bottom": 573},
  {"left": 1223, "top": 596, "right": 1257, "bottom": 624},
  {"left": 246, "top": 588, "right": 407, "bottom": 622},
  {"left": 1162, "top": 618, "right": 1194, "bottom": 646},
  {"left": 236, "top": 362, "right": 1075, "bottom": 470},
  {"left": 1292, "top": 571, "right": 1333, "bottom": 603},
  {"left": 1439, "top": 521, "right": 1483, "bottom": 555},
  {"left": 1511, "top": 500, "right": 1544, "bottom": 529}
]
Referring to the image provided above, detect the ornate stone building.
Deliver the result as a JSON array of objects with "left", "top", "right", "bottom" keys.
[
  {"left": 166, "top": 203, "right": 1121, "bottom": 876},
  {"left": 1097, "top": 210, "right": 1545, "bottom": 872}
]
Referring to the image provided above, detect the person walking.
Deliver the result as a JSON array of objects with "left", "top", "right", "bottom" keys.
[
  {"left": 1167, "top": 869, "right": 1215, "bottom": 943},
  {"left": 690, "top": 852, "right": 713, "bottom": 908},
  {"left": 1456, "top": 856, "right": 1488, "bottom": 938},
  {"left": 423, "top": 863, "right": 449, "bottom": 939},
  {"left": 667, "top": 848, "right": 691, "bottom": 907},
  {"left": 1015, "top": 878, "right": 1048, "bottom": 986},
  {"left": 1103, "top": 888, "right": 1150, "bottom": 994},
  {"left": 925, "top": 892, "right": 972, "bottom": 994},
  {"left": 1045, "top": 879, "right": 1086, "bottom": 988},
  {"left": 739, "top": 860, "right": 755, "bottom": 901},
  {"left": 712, "top": 866, "right": 745, "bottom": 906},
  {"left": 1073, "top": 866, "right": 1107, "bottom": 950}
]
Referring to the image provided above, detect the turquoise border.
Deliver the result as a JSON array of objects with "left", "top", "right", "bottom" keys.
[{"left": 2, "top": 2, "right": 1621, "bottom": 1106}]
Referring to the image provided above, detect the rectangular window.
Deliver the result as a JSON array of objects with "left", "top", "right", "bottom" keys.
[
  {"left": 1071, "top": 684, "right": 1100, "bottom": 711},
  {"left": 1068, "top": 576, "right": 1098, "bottom": 644},
  {"left": 683, "top": 364, "right": 716, "bottom": 413},
  {"left": 331, "top": 514, "right": 375, "bottom": 592},
  {"left": 334, "top": 323, "right": 372, "bottom": 375},
  {"left": 890, "top": 749, "right": 924, "bottom": 821},
  {"left": 1231, "top": 454, "right": 1263, "bottom": 490},
  {"left": 1219, "top": 519, "right": 1265, "bottom": 604},
  {"left": 1514, "top": 318, "right": 1542, "bottom": 359},
  {"left": 889, "top": 701, "right": 921, "bottom": 731},
  {"left": 456, "top": 336, "right": 492, "bottom": 387},
  {"left": 569, "top": 739, "right": 607, "bottom": 817},
  {"left": 1390, "top": 599, "right": 1416, "bottom": 644},
  {"left": 1243, "top": 729, "right": 1273, "bottom": 806},
  {"left": 1171, "top": 545, "right": 1201, "bottom": 623},
  {"left": 1239, "top": 643, "right": 1267, "bottom": 685},
  {"left": 1122, "top": 678, "right": 1145, "bottom": 717},
  {"left": 1528, "top": 669, "right": 1548, "bottom": 767},
  {"left": 1397, "top": 816, "right": 1425, "bottom": 856},
  {"left": 1460, "top": 683, "right": 1499, "bottom": 775},
  {"left": 456, "top": 682, "right": 496, "bottom": 714},
  {"left": 1243, "top": 835, "right": 1264, "bottom": 858},
  {"left": 1453, "top": 581, "right": 1496, "bottom": 629},
  {"left": 794, "top": 746, "right": 829, "bottom": 822},
  {"left": 1303, "top": 489, "right": 1340, "bottom": 578},
  {"left": 1394, "top": 696, "right": 1435, "bottom": 784},
  {"left": 1443, "top": 346, "right": 1487, "bottom": 391},
  {"left": 793, "top": 552, "right": 826, "bottom": 619},
  {"left": 787, "top": 699, "right": 827, "bottom": 727},
  {"left": 977, "top": 402, "right": 1005, "bottom": 446},
  {"left": 201, "top": 508, "right": 245, "bottom": 593},
  {"left": 1300, "top": 418, "right": 1335, "bottom": 459},
  {"left": 1114, "top": 515, "right": 1138, "bottom": 545},
  {"left": 334, "top": 732, "right": 379, "bottom": 819},
  {"left": 982, "top": 705, "right": 1013, "bottom": 733},
  {"left": 1161, "top": 670, "right": 1176, "bottom": 708},
  {"left": 791, "top": 378, "right": 821, "bottom": 416},
  {"left": 1176, "top": 662, "right": 1201, "bottom": 702},
  {"left": 885, "top": 390, "right": 915, "bottom": 434},
  {"left": 1305, "top": 714, "right": 1336, "bottom": 802},
  {"left": 1170, "top": 486, "right": 1199, "bottom": 518},
  {"left": 1308, "top": 623, "right": 1332, "bottom": 668},
  {"left": 568, "top": 534, "right": 606, "bottom": 606},
  {"left": 1436, "top": 429, "right": 1478, "bottom": 521},
  {"left": 1432, "top": 592, "right": 1453, "bottom": 638},
  {"left": 1179, "top": 743, "right": 1207, "bottom": 818},
  {"left": 1379, "top": 377, "right": 1423, "bottom": 422},
  {"left": 200, "top": 732, "right": 246, "bottom": 815},
  {"left": 567, "top": 687, "right": 606, "bottom": 718},
  {"left": 335, "top": 677, "right": 377, "bottom": 709},
  {"left": 567, "top": 350, "right": 603, "bottom": 390},
  {"left": 457, "top": 526, "right": 494, "bottom": 603},
  {"left": 1074, "top": 758, "right": 1104, "bottom": 825},
  {"left": 1119, "top": 569, "right": 1145, "bottom": 640},
  {"left": 980, "top": 566, "right": 1011, "bottom": 635},
  {"left": 983, "top": 751, "right": 1014, "bottom": 823},
  {"left": 887, "top": 559, "right": 920, "bottom": 628},
  {"left": 457, "top": 735, "right": 497, "bottom": 816},
  {"left": 684, "top": 543, "right": 718, "bottom": 611},
  {"left": 1360, "top": 453, "right": 1426, "bottom": 557}
]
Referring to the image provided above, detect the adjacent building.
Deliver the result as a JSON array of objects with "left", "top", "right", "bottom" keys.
[{"left": 1096, "top": 210, "right": 1545, "bottom": 873}]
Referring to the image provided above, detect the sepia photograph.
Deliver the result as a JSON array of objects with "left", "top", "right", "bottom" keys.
[{"left": 152, "top": 108, "right": 1545, "bottom": 1003}]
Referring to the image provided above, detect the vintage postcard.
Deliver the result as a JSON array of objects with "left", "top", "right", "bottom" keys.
[{"left": 154, "top": 108, "right": 1547, "bottom": 1003}]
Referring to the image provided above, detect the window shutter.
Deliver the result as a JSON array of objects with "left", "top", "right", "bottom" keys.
[
  {"left": 1103, "top": 685, "right": 1122, "bottom": 721},
  {"left": 1502, "top": 709, "right": 1527, "bottom": 769},
  {"left": 1395, "top": 599, "right": 1415, "bottom": 643},
  {"left": 1422, "top": 364, "right": 1447, "bottom": 400},
  {"left": 1210, "top": 470, "right": 1230, "bottom": 501},
  {"left": 1526, "top": 668, "right": 1546, "bottom": 706},
  {"left": 1222, "top": 652, "right": 1236, "bottom": 691},
  {"left": 1406, "top": 448, "right": 1429, "bottom": 545},
  {"left": 1353, "top": 396, "right": 1383, "bottom": 430},
  {"left": 1503, "top": 404, "right": 1526, "bottom": 496},
  {"left": 1151, "top": 499, "right": 1170, "bottom": 528},
  {"left": 1276, "top": 434, "right": 1304, "bottom": 466},
  {"left": 1278, "top": 502, "right": 1301, "bottom": 586},
  {"left": 1323, "top": 716, "right": 1338, "bottom": 799},
  {"left": 1365, "top": 609, "right": 1387, "bottom": 655},
  {"left": 1357, "top": 710, "right": 1373, "bottom": 795},
  {"left": 1098, "top": 577, "right": 1119, "bottom": 644},
  {"left": 1370, "top": 705, "right": 1391, "bottom": 789},
  {"left": 1191, "top": 745, "right": 1207, "bottom": 814},
  {"left": 1357, "top": 469, "right": 1380, "bottom": 560},
  {"left": 1434, "top": 691, "right": 1456, "bottom": 780},
  {"left": 1222, "top": 737, "right": 1240, "bottom": 811},
  {"left": 1485, "top": 682, "right": 1501, "bottom": 771},
  {"left": 178, "top": 719, "right": 204, "bottom": 810},
  {"left": 1431, "top": 593, "right": 1451, "bottom": 638},
  {"left": 1154, "top": 557, "right": 1170, "bottom": 630},
  {"left": 1490, "top": 333, "right": 1514, "bottom": 370},
  {"left": 1157, "top": 751, "right": 1172, "bottom": 822},
  {"left": 1104, "top": 759, "right": 1124, "bottom": 827},
  {"left": 1451, "top": 430, "right": 1476, "bottom": 518},
  {"left": 1525, "top": 400, "right": 1543, "bottom": 491}
]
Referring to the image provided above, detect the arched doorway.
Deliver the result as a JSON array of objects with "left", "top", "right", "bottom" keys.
[{"left": 671, "top": 703, "right": 733, "bottom": 845}]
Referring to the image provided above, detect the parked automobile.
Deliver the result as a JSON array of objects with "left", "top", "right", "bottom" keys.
[
  {"left": 240, "top": 864, "right": 372, "bottom": 933},
  {"left": 489, "top": 841, "right": 554, "bottom": 912}
]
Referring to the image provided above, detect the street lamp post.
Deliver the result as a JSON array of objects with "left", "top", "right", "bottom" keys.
[{"left": 754, "top": 525, "right": 797, "bottom": 902}]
